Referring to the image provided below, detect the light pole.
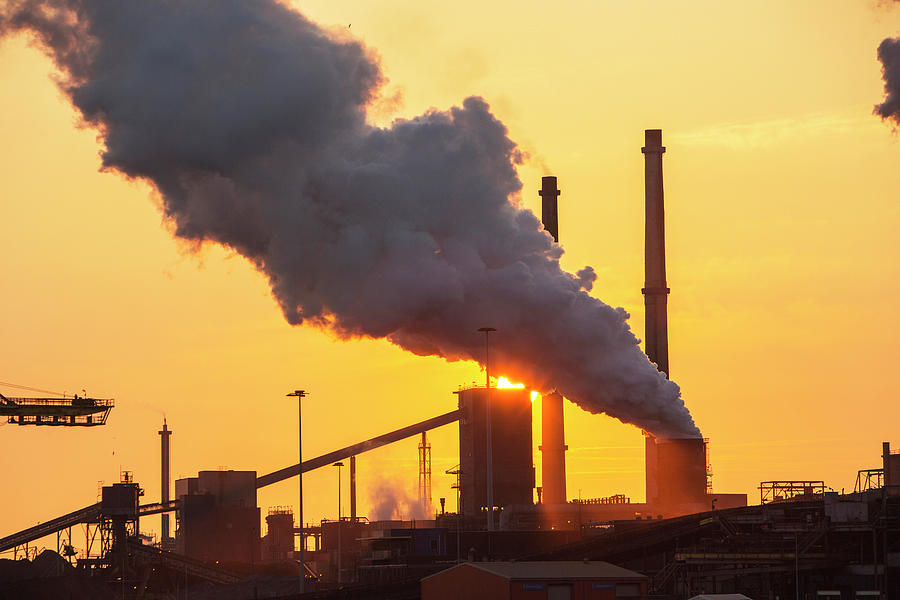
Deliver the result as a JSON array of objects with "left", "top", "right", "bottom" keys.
[
  {"left": 477, "top": 327, "right": 496, "bottom": 532},
  {"left": 446, "top": 466, "right": 462, "bottom": 564},
  {"left": 332, "top": 461, "right": 344, "bottom": 584},
  {"left": 286, "top": 390, "right": 307, "bottom": 595}
]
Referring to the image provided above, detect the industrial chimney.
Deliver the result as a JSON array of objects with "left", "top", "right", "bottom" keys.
[
  {"left": 539, "top": 176, "right": 568, "bottom": 505},
  {"left": 641, "top": 130, "right": 707, "bottom": 513},
  {"left": 158, "top": 418, "right": 172, "bottom": 543},
  {"left": 641, "top": 129, "right": 670, "bottom": 377}
]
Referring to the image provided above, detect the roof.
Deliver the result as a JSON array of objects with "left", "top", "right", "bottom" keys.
[
  {"left": 423, "top": 561, "right": 647, "bottom": 582},
  {"left": 688, "top": 595, "right": 754, "bottom": 600}
]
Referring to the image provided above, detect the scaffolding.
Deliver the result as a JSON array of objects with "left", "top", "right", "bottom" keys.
[
  {"left": 855, "top": 469, "right": 884, "bottom": 493},
  {"left": 759, "top": 480, "right": 826, "bottom": 504}
]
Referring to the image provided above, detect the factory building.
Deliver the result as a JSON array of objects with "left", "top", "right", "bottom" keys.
[
  {"left": 174, "top": 470, "right": 260, "bottom": 565},
  {"left": 421, "top": 561, "right": 648, "bottom": 600}
]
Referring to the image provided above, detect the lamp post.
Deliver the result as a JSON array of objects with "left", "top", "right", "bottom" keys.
[
  {"left": 445, "top": 466, "right": 462, "bottom": 564},
  {"left": 286, "top": 390, "right": 307, "bottom": 594},
  {"left": 332, "top": 461, "right": 344, "bottom": 584},
  {"left": 477, "top": 327, "right": 496, "bottom": 532}
]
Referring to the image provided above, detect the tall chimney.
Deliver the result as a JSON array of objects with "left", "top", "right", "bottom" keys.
[
  {"left": 158, "top": 418, "right": 172, "bottom": 541},
  {"left": 642, "top": 130, "right": 668, "bottom": 508},
  {"left": 539, "top": 175, "right": 567, "bottom": 505},
  {"left": 641, "top": 129, "right": 670, "bottom": 377},
  {"left": 540, "top": 396, "right": 567, "bottom": 504},
  {"left": 539, "top": 176, "right": 560, "bottom": 242},
  {"left": 349, "top": 455, "right": 357, "bottom": 521}
]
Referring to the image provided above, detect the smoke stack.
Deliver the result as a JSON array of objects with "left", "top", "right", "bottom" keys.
[
  {"left": 641, "top": 129, "right": 670, "bottom": 378},
  {"left": 642, "top": 130, "right": 667, "bottom": 506},
  {"left": 540, "top": 395, "right": 567, "bottom": 504},
  {"left": 349, "top": 455, "right": 357, "bottom": 521},
  {"left": 158, "top": 418, "right": 171, "bottom": 541},
  {"left": 539, "top": 176, "right": 560, "bottom": 242},
  {"left": 645, "top": 432, "right": 658, "bottom": 505},
  {"left": 538, "top": 176, "right": 567, "bottom": 505}
]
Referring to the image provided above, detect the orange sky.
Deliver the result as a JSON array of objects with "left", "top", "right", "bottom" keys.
[{"left": 2, "top": 0, "right": 900, "bottom": 546}]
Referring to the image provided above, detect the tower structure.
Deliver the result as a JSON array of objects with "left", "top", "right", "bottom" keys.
[
  {"left": 159, "top": 418, "right": 172, "bottom": 543},
  {"left": 418, "top": 432, "right": 432, "bottom": 516},
  {"left": 457, "top": 387, "right": 534, "bottom": 519}
]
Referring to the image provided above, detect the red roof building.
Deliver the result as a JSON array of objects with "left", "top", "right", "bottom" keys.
[{"left": 421, "top": 561, "right": 648, "bottom": 600}]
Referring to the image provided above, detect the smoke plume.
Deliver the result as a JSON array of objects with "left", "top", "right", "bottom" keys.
[
  {"left": 1, "top": 0, "right": 699, "bottom": 437},
  {"left": 368, "top": 479, "right": 429, "bottom": 521},
  {"left": 876, "top": 36, "right": 900, "bottom": 126}
]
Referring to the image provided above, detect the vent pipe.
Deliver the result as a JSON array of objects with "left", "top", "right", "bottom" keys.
[{"left": 539, "top": 176, "right": 567, "bottom": 505}]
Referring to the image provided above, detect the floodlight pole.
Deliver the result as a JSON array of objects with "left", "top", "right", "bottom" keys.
[
  {"left": 333, "top": 461, "right": 344, "bottom": 584},
  {"left": 287, "top": 390, "right": 307, "bottom": 594},
  {"left": 478, "top": 327, "right": 497, "bottom": 531}
]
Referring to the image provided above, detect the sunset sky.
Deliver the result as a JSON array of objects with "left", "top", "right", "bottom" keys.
[{"left": 2, "top": 0, "right": 900, "bottom": 545}]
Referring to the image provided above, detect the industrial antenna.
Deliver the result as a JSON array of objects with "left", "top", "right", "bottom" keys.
[{"left": 418, "top": 431, "right": 432, "bottom": 516}]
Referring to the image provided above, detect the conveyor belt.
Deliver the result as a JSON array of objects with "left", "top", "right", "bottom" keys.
[{"left": 257, "top": 409, "right": 461, "bottom": 488}]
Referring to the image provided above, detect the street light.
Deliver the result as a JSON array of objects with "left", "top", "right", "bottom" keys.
[
  {"left": 477, "top": 327, "right": 496, "bottom": 532},
  {"left": 332, "top": 461, "right": 344, "bottom": 584},
  {"left": 286, "top": 390, "right": 307, "bottom": 594},
  {"left": 445, "top": 466, "right": 462, "bottom": 564}
]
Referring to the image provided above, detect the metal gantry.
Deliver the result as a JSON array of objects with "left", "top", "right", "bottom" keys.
[
  {"left": 0, "top": 392, "right": 113, "bottom": 426},
  {"left": 759, "top": 480, "right": 826, "bottom": 504}
]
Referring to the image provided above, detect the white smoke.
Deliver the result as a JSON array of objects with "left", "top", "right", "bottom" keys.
[
  {"left": 0, "top": 0, "right": 699, "bottom": 437},
  {"left": 368, "top": 479, "right": 429, "bottom": 522}
]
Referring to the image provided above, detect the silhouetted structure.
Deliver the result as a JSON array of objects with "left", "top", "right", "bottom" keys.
[
  {"left": 457, "top": 387, "right": 534, "bottom": 521},
  {"left": 174, "top": 470, "right": 260, "bottom": 565},
  {"left": 0, "top": 392, "right": 113, "bottom": 426},
  {"left": 158, "top": 419, "right": 172, "bottom": 546},
  {"left": 641, "top": 128, "right": 670, "bottom": 378},
  {"left": 539, "top": 176, "right": 568, "bottom": 508}
]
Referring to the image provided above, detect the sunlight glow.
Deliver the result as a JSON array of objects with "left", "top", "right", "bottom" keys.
[
  {"left": 496, "top": 376, "right": 524, "bottom": 389},
  {"left": 495, "top": 377, "right": 538, "bottom": 403}
]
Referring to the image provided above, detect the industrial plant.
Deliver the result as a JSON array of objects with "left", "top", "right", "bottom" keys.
[{"left": 1, "top": 131, "right": 898, "bottom": 600}]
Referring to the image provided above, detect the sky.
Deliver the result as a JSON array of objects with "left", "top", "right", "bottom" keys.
[{"left": 1, "top": 0, "right": 899, "bottom": 548}]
